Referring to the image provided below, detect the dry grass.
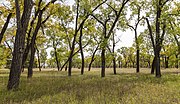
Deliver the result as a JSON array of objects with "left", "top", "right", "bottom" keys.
[{"left": 0, "top": 68, "right": 180, "bottom": 104}]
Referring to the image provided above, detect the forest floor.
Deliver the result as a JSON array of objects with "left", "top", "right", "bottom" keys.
[{"left": 0, "top": 68, "right": 180, "bottom": 104}]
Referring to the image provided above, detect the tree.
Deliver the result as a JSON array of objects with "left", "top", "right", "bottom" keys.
[
  {"left": 127, "top": 1, "right": 145, "bottom": 72},
  {"left": 92, "top": 0, "right": 129, "bottom": 77},
  {"left": 27, "top": 0, "right": 57, "bottom": 78},
  {"left": 7, "top": 0, "right": 33, "bottom": 90},
  {"left": 67, "top": 0, "right": 107, "bottom": 76}
]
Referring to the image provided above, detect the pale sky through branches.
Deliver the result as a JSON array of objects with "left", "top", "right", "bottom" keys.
[
  {"left": 0, "top": 0, "right": 137, "bottom": 48},
  {"left": 0, "top": 0, "right": 147, "bottom": 58}
]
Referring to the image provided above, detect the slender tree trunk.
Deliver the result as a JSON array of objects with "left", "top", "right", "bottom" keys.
[
  {"left": 68, "top": 0, "right": 80, "bottom": 76},
  {"left": 101, "top": 48, "right": 106, "bottom": 77},
  {"left": 54, "top": 47, "right": 60, "bottom": 71},
  {"left": 112, "top": 33, "right": 116, "bottom": 74},
  {"left": 165, "top": 56, "right": 169, "bottom": 68},
  {"left": 88, "top": 44, "right": 99, "bottom": 71},
  {"left": 151, "top": 57, "right": 155, "bottom": 74},
  {"left": 36, "top": 47, "right": 41, "bottom": 71},
  {"left": 53, "top": 38, "right": 60, "bottom": 71},
  {"left": 22, "top": 43, "right": 31, "bottom": 72},
  {"left": 21, "top": 0, "right": 43, "bottom": 71},
  {"left": 79, "top": 26, "right": 84, "bottom": 75},
  {"left": 135, "top": 29, "right": 140, "bottom": 73},
  {"left": 65, "top": 65, "right": 68, "bottom": 71},
  {"left": 68, "top": 38, "right": 75, "bottom": 76},
  {"left": 0, "top": 13, "right": 12, "bottom": 43},
  {"left": 136, "top": 49, "right": 140, "bottom": 73},
  {"left": 27, "top": 10, "right": 43, "bottom": 78},
  {"left": 88, "top": 55, "right": 95, "bottom": 71},
  {"left": 113, "top": 58, "right": 116, "bottom": 74},
  {"left": 7, "top": 0, "right": 33, "bottom": 90}
]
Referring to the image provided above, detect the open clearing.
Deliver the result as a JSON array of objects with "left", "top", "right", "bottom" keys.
[{"left": 0, "top": 68, "right": 180, "bottom": 104}]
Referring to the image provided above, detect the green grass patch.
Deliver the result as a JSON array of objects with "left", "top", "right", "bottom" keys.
[{"left": 0, "top": 68, "right": 180, "bottom": 104}]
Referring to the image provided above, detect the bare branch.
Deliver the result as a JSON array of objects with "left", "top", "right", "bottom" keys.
[{"left": 106, "top": 3, "right": 118, "bottom": 16}]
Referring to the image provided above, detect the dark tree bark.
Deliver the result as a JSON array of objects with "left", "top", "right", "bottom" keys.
[
  {"left": 145, "top": 18, "right": 156, "bottom": 74},
  {"left": 165, "top": 56, "right": 169, "bottom": 68},
  {"left": 101, "top": 48, "right": 106, "bottom": 77},
  {"left": 79, "top": 26, "right": 85, "bottom": 75},
  {"left": 151, "top": 57, "right": 155, "bottom": 74},
  {"left": 7, "top": 0, "right": 33, "bottom": 90},
  {"left": 154, "top": 0, "right": 162, "bottom": 78},
  {"left": 112, "top": 33, "right": 117, "bottom": 74},
  {"left": 22, "top": 1, "right": 41, "bottom": 71},
  {"left": 27, "top": 10, "right": 43, "bottom": 78},
  {"left": 36, "top": 46, "right": 41, "bottom": 71},
  {"left": 88, "top": 46, "right": 98, "bottom": 71},
  {"left": 154, "top": 0, "right": 168, "bottom": 77},
  {"left": 27, "top": 0, "right": 56, "bottom": 78},
  {"left": 0, "top": 13, "right": 12, "bottom": 44},
  {"left": 52, "top": 36, "right": 60, "bottom": 71}
]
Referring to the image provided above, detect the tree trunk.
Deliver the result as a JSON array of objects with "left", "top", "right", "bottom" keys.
[
  {"left": 65, "top": 65, "right": 68, "bottom": 71},
  {"left": 53, "top": 38, "right": 60, "bottom": 71},
  {"left": 155, "top": 50, "right": 161, "bottom": 77},
  {"left": 22, "top": 43, "right": 31, "bottom": 72},
  {"left": 36, "top": 47, "right": 41, "bottom": 71},
  {"left": 154, "top": 0, "right": 164, "bottom": 78},
  {"left": 54, "top": 47, "right": 60, "bottom": 71},
  {"left": 79, "top": 26, "right": 84, "bottom": 75},
  {"left": 27, "top": 10, "right": 43, "bottom": 78},
  {"left": 68, "top": 38, "right": 75, "bottom": 76},
  {"left": 28, "top": 46, "right": 35, "bottom": 78},
  {"left": 68, "top": 0, "right": 80, "bottom": 76},
  {"left": 175, "top": 55, "right": 178, "bottom": 69},
  {"left": 136, "top": 49, "right": 140, "bottom": 73},
  {"left": 112, "top": 33, "right": 116, "bottom": 74},
  {"left": 88, "top": 45, "right": 98, "bottom": 71},
  {"left": 151, "top": 57, "right": 155, "bottom": 74},
  {"left": 165, "top": 56, "right": 169, "bottom": 68},
  {"left": 7, "top": 0, "right": 33, "bottom": 90},
  {"left": 101, "top": 48, "right": 106, "bottom": 77},
  {"left": 113, "top": 58, "right": 116, "bottom": 74},
  {"left": 0, "top": 13, "right": 12, "bottom": 43}
]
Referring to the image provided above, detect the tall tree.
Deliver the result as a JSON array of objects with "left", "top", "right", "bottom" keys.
[
  {"left": 7, "top": 0, "right": 33, "bottom": 90},
  {"left": 67, "top": 0, "right": 107, "bottom": 76},
  {"left": 92, "top": 0, "right": 129, "bottom": 77},
  {"left": 145, "top": 0, "right": 170, "bottom": 77},
  {"left": 127, "top": 2, "right": 144, "bottom": 73},
  {"left": 27, "top": 0, "right": 57, "bottom": 78},
  {"left": 154, "top": 0, "right": 169, "bottom": 77}
]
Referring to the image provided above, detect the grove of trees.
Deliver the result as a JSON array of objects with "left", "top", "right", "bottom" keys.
[{"left": 0, "top": 0, "right": 179, "bottom": 90}]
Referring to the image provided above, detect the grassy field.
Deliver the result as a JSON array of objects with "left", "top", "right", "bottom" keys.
[{"left": 0, "top": 68, "right": 180, "bottom": 104}]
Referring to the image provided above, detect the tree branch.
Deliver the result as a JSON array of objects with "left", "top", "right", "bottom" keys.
[{"left": 106, "top": 3, "right": 118, "bottom": 16}]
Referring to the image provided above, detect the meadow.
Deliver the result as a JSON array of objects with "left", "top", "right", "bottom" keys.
[{"left": 0, "top": 68, "right": 180, "bottom": 104}]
